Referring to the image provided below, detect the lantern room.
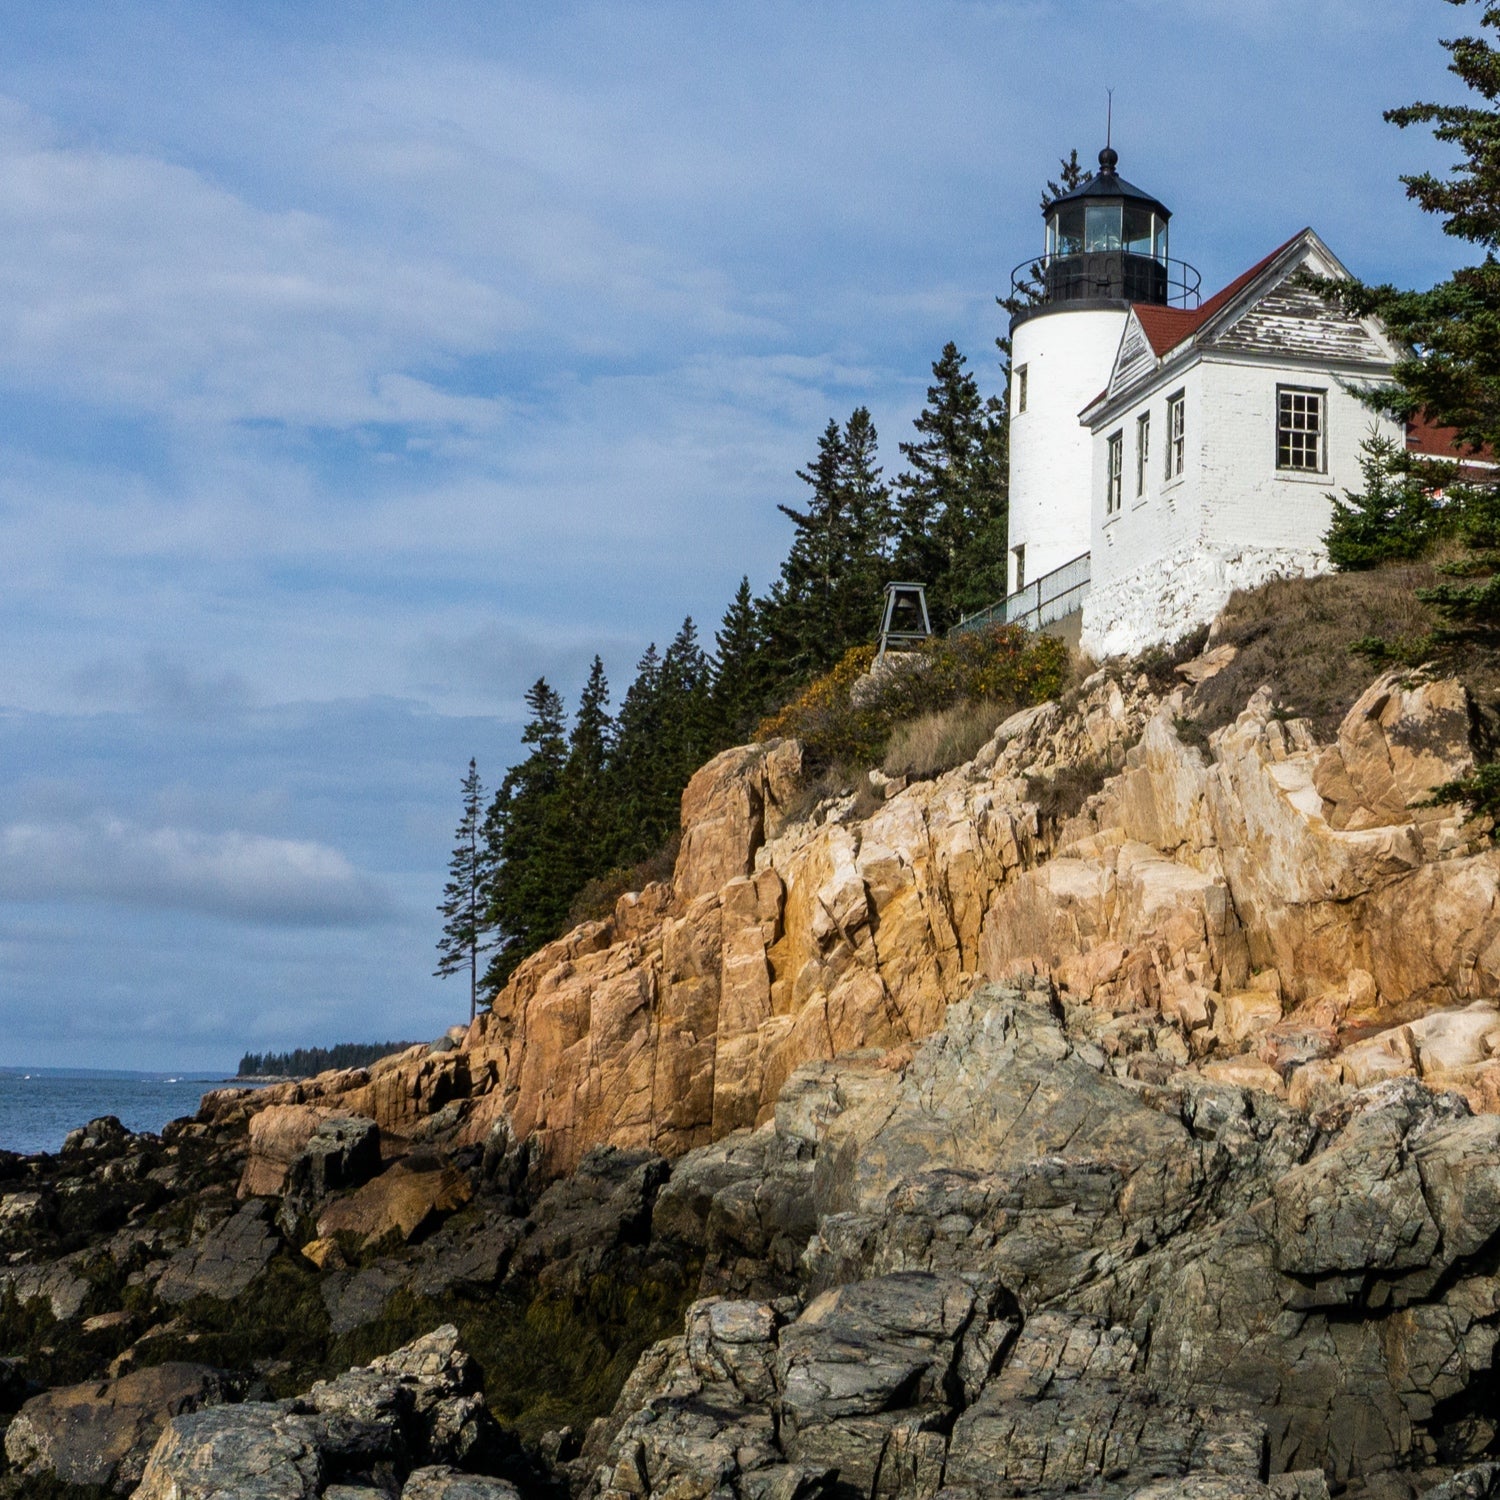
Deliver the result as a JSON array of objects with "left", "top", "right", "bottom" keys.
[{"left": 1013, "top": 147, "right": 1198, "bottom": 317}]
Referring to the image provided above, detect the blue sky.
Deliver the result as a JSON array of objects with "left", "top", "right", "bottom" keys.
[{"left": 0, "top": 0, "right": 1474, "bottom": 1070}]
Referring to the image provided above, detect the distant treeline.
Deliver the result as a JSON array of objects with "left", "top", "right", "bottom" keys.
[{"left": 236, "top": 1042, "right": 419, "bottom": 1078}]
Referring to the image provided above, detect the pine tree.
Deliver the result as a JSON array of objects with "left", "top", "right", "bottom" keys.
[
  {"left": 608, "top": 643, "right": 666, "bottom": 867},
  {"left": 559, "top": 656, "right": 618, "bottom": 887},
  {"left": 481, "top": 679, "right": 570, "bottom": 993},
  {"left": 836, "top": 407, "right": 895, "bottom": 647},
  {"left": 1041, "top": 148, "right": 1091, "bottom": 212},
  {"left": 891, "top": 343, "right": 1009, "bottom": 628},
  {"left": 711, "top": 577, "right": 775, "bottom": 741},
  {"left": 1316, "top": 0, "right": 1500, "bottom": 602},
  {"left": 434, "top": 759, "right": 493, "bottom": 1022},
  {"left": 1325, "top": 430, "right": 1452, "bottom": 570}
]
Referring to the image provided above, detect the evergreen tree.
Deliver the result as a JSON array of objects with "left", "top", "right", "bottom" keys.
[
  {"left": 711, "top": 577, "right": 776, "bottom": 741},
  {"left": 481, "top": 679, "right": 570, "bottom": 993},
  {"left": 1041, "top": 148, "right": 1091, "bottom": 212},
  {"left": 837, "top": 407, "right": 895, "bottom": 645},
  {"left": 559, "top": 656, "right": 618, "bottom": 885},
  {"left": 608, "top": 643, "right": 666, "bottom": 867},
  {"left": 434, "top": 758, "right": 494, "bottom": 1022},
  {"left": 891, "top": 343, "right": 1009, "bottom": 628},
  {"left": 1316, "top": 0, "right": 1500, "bottom": 621},
  {"left": 1326, "top": 430, "right": 1453, "bottom": 570}
]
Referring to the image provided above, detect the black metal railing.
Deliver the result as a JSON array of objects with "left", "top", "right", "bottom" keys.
[
  {"left": 953, "top": 552, "right": 1091, "bottom": 636},
  {"left": 1009, "top": 253, "right": 1201, "bottom": 313}
]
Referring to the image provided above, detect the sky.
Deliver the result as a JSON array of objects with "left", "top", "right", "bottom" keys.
[{"left": 0, "top": 0, "right": 1476, "bottom": 1071}]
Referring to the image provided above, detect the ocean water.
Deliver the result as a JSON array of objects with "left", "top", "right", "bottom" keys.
[{"left": 0, "top": 1068, "right": 236, "bottom": 1156}]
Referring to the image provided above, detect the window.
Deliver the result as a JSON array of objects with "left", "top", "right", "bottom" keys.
[
  {"left": 1136, "top": 412, "right": 1150, "bottom": 497},
  {"left": 1107, "top": 432, "right": 1124, "bottom": 515},
  {"left": 1012, "top": 545, "right": 1026, "bottom": 592},
  {"left": 1015, "top": 364, "right": 1028, "bottom": 415},
  {"left": 1277, "top": 386, "right": 1325, "bottom": 472},
  {"left": 1166, "top": 391, "right": 1186, "bottom": 479}
]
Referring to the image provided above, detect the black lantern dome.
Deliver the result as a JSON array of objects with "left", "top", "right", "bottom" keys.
[{"left": 1012, "top": 147, "right": 1199, "bottom": 320}]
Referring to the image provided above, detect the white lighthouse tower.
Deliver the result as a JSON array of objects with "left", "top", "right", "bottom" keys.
[{"left": 1006, "top": 148, "right": 1197, "bottom": 597}]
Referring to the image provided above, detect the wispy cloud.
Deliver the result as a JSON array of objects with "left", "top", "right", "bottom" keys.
[{"left": 0, "top": 817, "right": 393, "bottom": 926}]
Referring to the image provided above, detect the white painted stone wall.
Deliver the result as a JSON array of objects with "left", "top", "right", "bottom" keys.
[
  {"left": 1081, "top": 354, "right": 1402, "bottom": 658},
  {"left": 1008, "top": 305, "right": 1128, "bottom": 590}
]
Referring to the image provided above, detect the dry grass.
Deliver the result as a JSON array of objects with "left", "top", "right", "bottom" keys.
[
  {"left": 883, "top": 699, "right": 1013, "bottom": 781},
  {"left": 1188, "top": 565, "right": 1443, "bottom": 739}
]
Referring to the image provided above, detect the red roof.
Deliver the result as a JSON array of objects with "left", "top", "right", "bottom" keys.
[
  {"left": 1132, "top": 233, "right": 1305, "bottom": 357},
  {"left": 1407, "top": 414, "right": 1496, "bottom": 466}
]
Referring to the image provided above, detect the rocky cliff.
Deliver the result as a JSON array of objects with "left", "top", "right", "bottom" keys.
[
  {"left": 11, "top": 633, "right": 1500, "bottom": 1498},
  {"left": 221, "top": 651, "right": 1500, "bottom": 1183}
]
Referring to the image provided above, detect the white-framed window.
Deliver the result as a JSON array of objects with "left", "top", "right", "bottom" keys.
[
  {"left": 1012, "top": 544, "right": 1026, "bottom": 591},
  {"left": 1277, "top": 386, "right": 1326, "bottom": 472},
  {"left": 1166, "top": 391, "right": 1185, "bottom": 479},
  {"left": 1015, "top": 364, "right": 1028, "bottom": 414},
  {"left": 1136, "top": 411, "right": 1150, "bottom": 497},
  {"left": 1107, "top": 431, "right": 1124, "bottom": 515}
]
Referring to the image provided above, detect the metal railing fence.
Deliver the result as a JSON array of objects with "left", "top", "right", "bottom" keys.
[{"left": 953, "top": 551, "right": 1091, "bottom": 636}]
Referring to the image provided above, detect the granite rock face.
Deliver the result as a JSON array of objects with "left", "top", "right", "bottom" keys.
[
  {"left": 583, "top": 987, "right": 1500, "bottom": 1498},
  {"left": 202, "top": 660, "right": 1500, "bottom": 1183}
]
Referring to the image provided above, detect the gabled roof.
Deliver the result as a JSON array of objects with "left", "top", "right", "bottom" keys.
[
  {"left": 1082, "top": 228, "right": 1398, "bottom": 428},
  {"left": 1132, "top": 233, "right": 1305, "bottom": 358}
]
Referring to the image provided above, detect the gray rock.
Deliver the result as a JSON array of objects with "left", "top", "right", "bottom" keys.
[
  {"left": 132, "top": 1402, "right": 324, "bottom": 1500},
  {"left": 3, "top": 1360, "right": 236, "bottom": 1491},
  {"left": 402, "top": 1467, "right": 521, "bottom": 1499},
  {"left": 155, "top": 1199, "right": 280, "bottom": 1305},
  {"left": 132, "top": 1327, "right": 492, "bottom": 1498},
  {"left": 0, "top": 1255, "right": 88, "bottom": 1320},
  {"left": 279, "top": 1115, "right": 381, "bottom": 1233},
  {"left": 1422, "top": 1466, "right": 1500, "bottom": 1500}
]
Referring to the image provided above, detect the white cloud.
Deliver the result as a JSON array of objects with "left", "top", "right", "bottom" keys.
[{"left": 0, "top": 816, "right": 393, "bottom": 926}]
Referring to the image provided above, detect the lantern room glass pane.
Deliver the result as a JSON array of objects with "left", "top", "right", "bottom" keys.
[
  {"left": 1054, "top": 205, "right": 1084, "bottom": 256},
  {"left": 1123, "top": 205, "right": 1155, "bottom": 256},
  {"left": 1085, "top": 203, "right": 1122, "bottom": 252}
]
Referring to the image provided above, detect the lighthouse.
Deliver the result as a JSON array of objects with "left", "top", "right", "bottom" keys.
[{"left": 1005, "top": 148, "right": 1198, "bottom": 597}]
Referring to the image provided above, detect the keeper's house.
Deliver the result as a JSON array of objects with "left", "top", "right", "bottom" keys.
[{"left": 999, "top": 146, "right": 1419, "bottom": 659}]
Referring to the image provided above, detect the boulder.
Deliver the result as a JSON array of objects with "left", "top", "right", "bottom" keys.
[
  {"left": 402, "top": 1468, "right": 521, "bottom": 1499},
  {"left": 278, "top": 1114, "right": 381, "bottom": 1232},
  {"left": 132, "top": 1403, "right": 325, "bottom": 1500},
  {"left": 3, "top": 1361, "right": 236, "bottom": 1491},
  {"left": 155, "top": 1199, "right": 280, "bottom": 1304},
  {"left": 316, "top": 1159, "right": 474, "bottom": 1247},
  {"left": 133, "top": 1327, "right": 494, "bottom": 1499}
]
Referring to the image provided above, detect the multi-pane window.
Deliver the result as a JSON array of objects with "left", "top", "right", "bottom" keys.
[
  {"left": 1016, "top": 364, "right": 1028, "bottom": 414},
  {"left": 1136, "top": 412, "right": 1150, "bottom": 497},
  {"left": 1166, "top": 391, "right": 1185, "bottom": 478},
  {"left": 1012, "top": 545, "right": 1026, "bottom": 592},
  {"left": 1277, "top": 386, "right": 1325, "bottom": 472},
  {"left": 1107, "top": 432, "right": 1124, "bottom": 515}
]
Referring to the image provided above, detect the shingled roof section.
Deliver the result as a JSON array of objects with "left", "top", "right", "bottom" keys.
[
  {"left": 1407, "top": 414, "right": 1497, "bottom": 468},
  {"left": 1131, "top": 233, "right": 1306, "bottom": 358}
]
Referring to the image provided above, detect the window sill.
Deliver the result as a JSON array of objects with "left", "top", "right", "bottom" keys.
[
  {"left": 1131, "top": 495, "right": 1149, "bottom": 510},
  {"left": 1162, "top": 474, "right": 1186, "bottom": 494},
  {"left": 1274, "top": 468, "right": 1329, "bottom": 484}
]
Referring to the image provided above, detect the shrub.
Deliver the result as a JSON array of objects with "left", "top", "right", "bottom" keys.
[
  {"left": 757, "top": 627, "right": 1067, "bottom": 770},
  {"left": 565, "top": 835, "right": 680, "bottom": 928},
  {"left": 1026, "top": 757, "right": 1113, "bottom": 825}
]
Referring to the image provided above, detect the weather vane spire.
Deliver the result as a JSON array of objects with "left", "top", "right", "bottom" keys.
[{"left": 1106, "top": 87, "right": 1114, "bottom": 150}]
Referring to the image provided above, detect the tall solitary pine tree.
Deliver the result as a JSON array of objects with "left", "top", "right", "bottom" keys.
[{"left": 433, "top": 758, "right": 493, "bottom": 1023}]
